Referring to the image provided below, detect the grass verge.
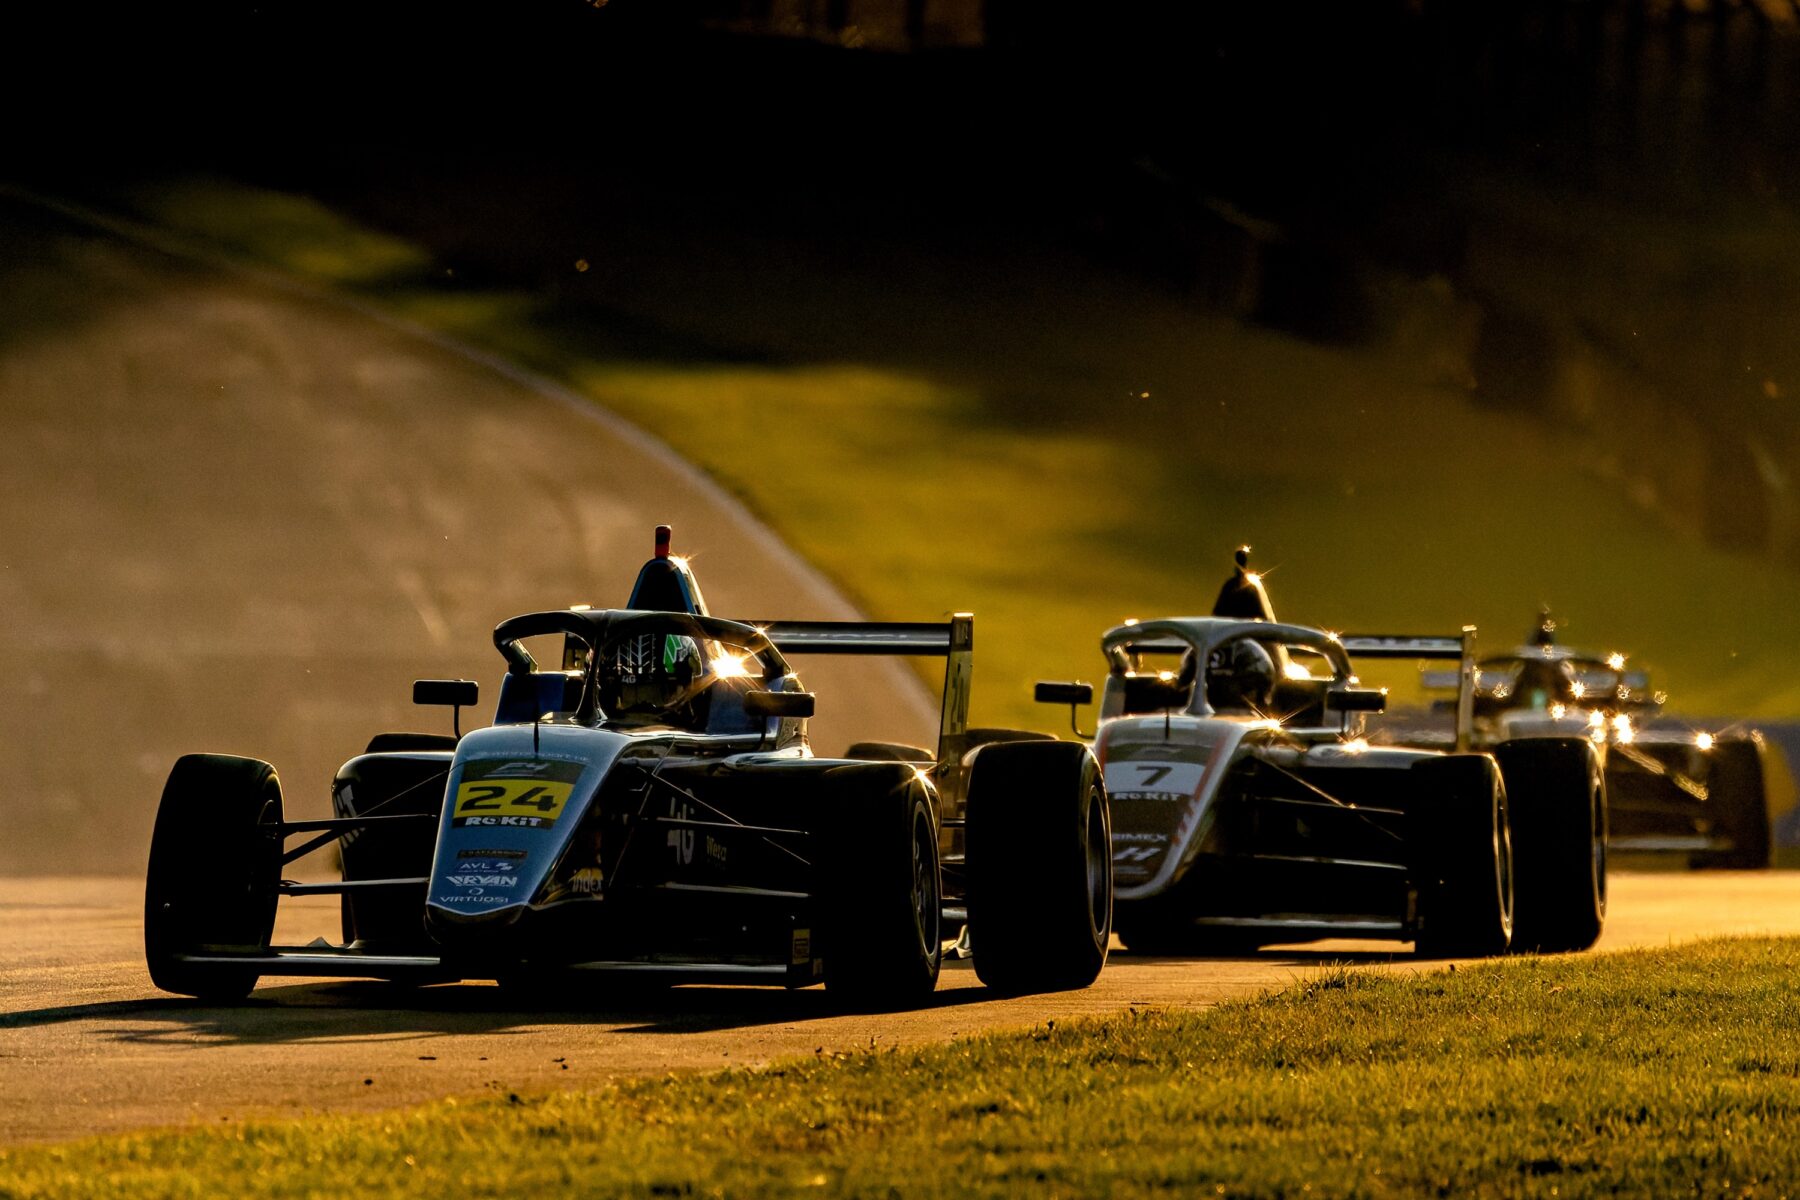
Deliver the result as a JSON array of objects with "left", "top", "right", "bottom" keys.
[{"left": 5, "top": 938, "right": 1800, "bottom": 1197}]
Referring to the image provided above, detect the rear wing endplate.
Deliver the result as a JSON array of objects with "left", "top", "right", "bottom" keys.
[
  {"left": 749, "top": 616, "right": 974, "bottom": 770},
  {"left": 1341, "top": 627, "right": 1478, "bottom": 752}
]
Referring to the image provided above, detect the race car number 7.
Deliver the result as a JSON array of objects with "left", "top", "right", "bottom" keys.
[{"left": 1102, "top": 760, "right": 1205, "bottom": 798}]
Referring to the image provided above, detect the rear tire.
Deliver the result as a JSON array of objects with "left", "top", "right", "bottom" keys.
[
  {"left": 1495, "top": 739, "right": 1607, "bottom": 952},
  {"left": 1411, "top": 755, "right": 1513, "bottom": 958},
  {"left": 963, "top": 728, "right": 1056, "bottom": 750},
  {"left": 966, "top": 742, "right": 1112, "bottom": 993},
  {"left": 335, "top": 752, "right": 447, "bottom": 952},
  {"left": 1699, "top": 740, "right": 1771, "bottom": 869},
  {"left": 817, "top": 767, "right": 943, "bottom": 1009},
  {"left": 144, "top": 754, "right": 284, "bottom": 1000},
  {"left": 364, "top": 732, "right": 458, "bottom": 754},
  {"left": 843, "top": 741, "right": 933, "bottom": 762}
]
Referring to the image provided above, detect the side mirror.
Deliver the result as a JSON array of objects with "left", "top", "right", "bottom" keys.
[
  {"left": 1035, "top": 680, "right": 1094, "bottom": 738},
  {"left": 1035, "top": 681, "right": 1093, "bottom": 706},
  {"left": 414, "top": 679, "right": 479, "bottom": 739},
  {"left": 745, "top": 690, "right": 816, "bottom": 719},
  {"left": 1326, "top": 687, "right": 1387, "bottom": 714},
  {"left": 414, "top": 679, "right": 479, "bottom": 709}
]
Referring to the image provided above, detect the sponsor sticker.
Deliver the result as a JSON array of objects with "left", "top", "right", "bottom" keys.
[
  {"left": 443, "top": 874, "right": 521, "bottom": 888},
  {"left": 481, "top": 760, "right": 563, "bottom": 778},
  {"left": 791, "top": 928, "right": 812, "bottom": 965},
  {"left": 454, "top": 859, "right": 518, "bottom": 873},
  {"left": 450, "top": 760, "right": 584, "bottom": 828},
  {"left": 1103, "top": 760, "right": 1204, "bottom": 801},
  {"left": 568, "top": 867, "right": 604, "bottom": 896},
  {"left": 459, "top": 848, "right": 527, "bottom": 860}
]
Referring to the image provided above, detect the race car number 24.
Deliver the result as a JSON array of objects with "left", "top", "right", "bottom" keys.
[
  {"left": 450, "top": 761, "right": 583, "bottom": 828},
  {"left": 454, "top": 781, "right": 572, "bottom": 821}
]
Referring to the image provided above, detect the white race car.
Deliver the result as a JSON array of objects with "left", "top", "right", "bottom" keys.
[{"left": 1035, "top": 552, "right": 1606, "bottom": 957}]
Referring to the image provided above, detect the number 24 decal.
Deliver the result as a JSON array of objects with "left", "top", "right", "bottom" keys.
[
  {"left": 460, "top": 785, "right": 559, "bottom": 812},
  {"left": 452, "top": 780, "right": 574, "bottom": 822}
]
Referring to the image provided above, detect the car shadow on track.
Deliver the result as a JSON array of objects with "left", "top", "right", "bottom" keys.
[
  {"left": 1115, "top": 947, "right": 1414, "bottom": 965},
  {"left": 0, "top": 962, "right": 1008, "bottom": 1044}
]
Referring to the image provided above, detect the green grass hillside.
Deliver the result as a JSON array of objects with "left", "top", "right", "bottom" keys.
[
  {"left": 6, "top": 939, "right": 1800, "bottom": 1197},
  {"left": 98, "top": 178, "right": 1800, "bottom": 730}
]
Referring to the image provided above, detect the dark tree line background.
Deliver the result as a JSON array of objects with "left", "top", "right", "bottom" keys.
[{"left": 17, "top": 0, "right": 1800, "bottom": 560}]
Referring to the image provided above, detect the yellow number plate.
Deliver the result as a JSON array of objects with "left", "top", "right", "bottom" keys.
[{"left": 452, "top": 780, "right": 574, "bottom": 823}]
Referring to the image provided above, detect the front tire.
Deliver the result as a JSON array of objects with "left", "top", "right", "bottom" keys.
[
  {"left": 817, "top": 767, "right": 943, "bottom": 1009},
  {"left": 144, "top": 754, "right": 284, "bottom": 1000},
  {"left": 1411, "top": 755, "right": 1513, "bottom": 959},
  {"left": 1698, "top": 739, "right": 1771, "bottom": 870},
  {"left": 966, "top": 742, "right": 1112, "bottom": 993},
  {"left": 1495, "top": 739, "right": 1607, "bottom": 952}
]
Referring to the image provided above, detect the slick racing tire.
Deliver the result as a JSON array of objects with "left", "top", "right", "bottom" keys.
[
  {"left": 965, "top": 741, "right": 1112, "bottom": 993},
  {"left": 334, "top": 751, "right": 449, "bottom": 954},
  {"left": 1494, "top": 739, "right": 1607, "bottom": 953},
  {"left": 843, "top": 741, "right": 934, "bottom": 763},
  {"left": 1697, "top": 740, "right": 1772, "bottom": 870},
  {"left": 144, "top": 754, "right": 284, "bottom": 1000},
  {"left": 817, "top": 765, "right": 943, "bottom": 1009},
  {"left": 1411, "top": 755, "right": 1513, "bottom": 959}
]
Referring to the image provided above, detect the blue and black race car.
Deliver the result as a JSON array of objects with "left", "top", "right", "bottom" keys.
[
  {"left": 144, "top": 528, "right": 1111, "bottom": 1006},
  {"left": 1420, "top": 612, "right": 1771, "bottom": 869}
]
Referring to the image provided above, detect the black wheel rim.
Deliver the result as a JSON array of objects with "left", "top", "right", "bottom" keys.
[
  {"left": 1083, "top": 785, "right": 1110, "bottom": 939},
  {"left": 1592, "top": 782, "right": 1608, "bottom": 912},
  {"left": 911, "top": 809, "right": 940, "bottom": 959},
  {"left": 245, "top": 788, "right": 283, "bottom": 947},
  {"left": 1495, "top": 786, "right": 1515, "bottom": 934}
]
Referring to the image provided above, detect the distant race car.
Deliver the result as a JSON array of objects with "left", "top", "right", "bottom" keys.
[
  {"left": 144, "top": 528, "right": 1111, "bottom": 1005},
  {"left": 1418, "top": 612, "right": 1771, "bottom": 868},
  {"left": 1034, "top": 550, "right": 1606, "bottom": 957}
]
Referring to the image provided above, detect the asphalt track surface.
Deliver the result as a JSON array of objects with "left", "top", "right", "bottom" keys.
[
  {"left": 4, "top": 872, "right": 1800, "bottom": 1144},
  {"left": 0, "top": 192, "right": 935, "bottom": 876}
]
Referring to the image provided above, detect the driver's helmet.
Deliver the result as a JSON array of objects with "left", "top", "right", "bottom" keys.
[
  {"left": 1205, "top": 637, "right": 1277, "bottom": 713},
  {"left": 596, "top": 631, "right": 705, "bottom": 722},
  {"left": 1515, "top": 657, "right": 1577, "bottom": 710}
]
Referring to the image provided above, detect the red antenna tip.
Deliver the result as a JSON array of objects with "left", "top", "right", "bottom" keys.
[{"left": 654, "top": 525, "right": 672, "bottom": 559}]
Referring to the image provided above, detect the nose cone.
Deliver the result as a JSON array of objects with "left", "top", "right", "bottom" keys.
[{"left": 424, "top": 898, "right": 528, "bottom": 949}]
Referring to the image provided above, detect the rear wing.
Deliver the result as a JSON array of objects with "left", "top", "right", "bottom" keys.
[
  {"left": 750, "top": 615, "right": 973, "bottom": 769},
  {"left": 1340, "top": 627, "right": 1477, "bottom": 752}
]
